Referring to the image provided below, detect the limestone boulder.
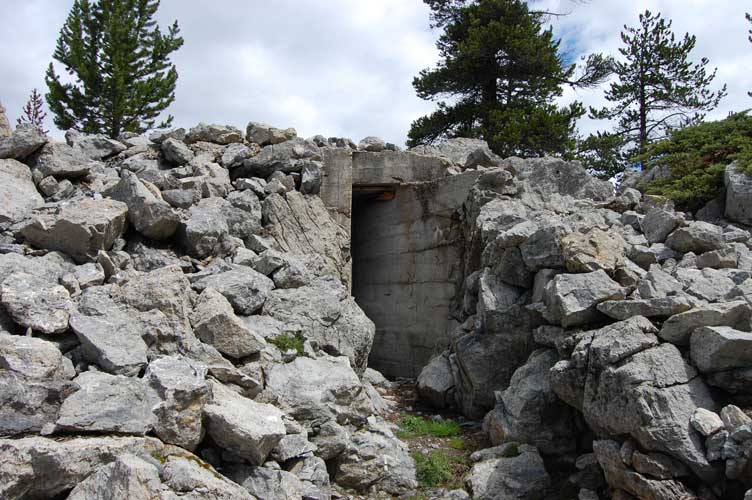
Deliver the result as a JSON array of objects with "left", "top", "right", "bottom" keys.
[
  {"left": 28, "top": 141, "right": 93, "bottom": 178},
  {"left": 65, "top": 454, "right": 164, "bottom": 500},
  {"left": 358, "top": 136, "right": 387, "bottom": 152},
  {"left": 0, "top": 101, "right": 9, "bottom": 137},
  {"left": 161, "top": 137, "right": 194, "bottom": 165},
  {"left": 0, "top": 272, "right": 73, "bottom": 334},
  {"left": 665, "top": 221, "right": 724, "bottom": 254},
  {"left": 417, "top": 352, "right": 455, "bottom": 409},
  {"left": 203, "top": 380, "right": 286, "bottom": 465},
  {"left": 543, "top": 270, "right": 625, "bottom": 327},
  {"left": 181, "top": 196, "right": 261, "bottom": 258},
  {"left": 0, "top": 159, "right": 44, "bottom": 223},
  {"left": 640, "top": 208, "right": 683, "bottom": 244},
  {"left": 596, "top": 296, "right": 694, "bottom": 320},
  {"left": 0, "top": 372, "right": 76, "bottom": 435},
  {"left": 21, "top": 197, "right": 129, "bottom": 263},
  {"left": 690, "top": 408, "right": 724, "bottom": 437},
  {"left": 65, "top": 130, "right": 126, "bottom": 160},
  {"left": 0, "top": 124, "right": 47, "bottom": 160},
  {"left": 465, "top": 444, "right": 551, "bottom": 500},
  {"left": 192, "top": 265, "right": 274, "bottom": 315},
  {"left": 690, "top": 326, "right": 752, "bottom": 373},
  {"left": 184, "top": 123, "right": 243, "bottom": 145},
  {"left": 0, "top": 333, "right": 74, "bottom": 379},
  {"left": 225, "top": 464, "right": 305, "bottom": 500},
  {"left": 659, "top": 301, "right": 751, "bottom": 344},
  {"left": 725, "top": 162, "right": 752, "bottom": 226},
  {"left": 515, "top": 156, "right": 614, "bottom": 201},
  {"left": 103, "top": 170, "right": 179, "bottom": 240},
  {"left": 246, "top": 121, "right": 296, "bottom": 146},
  {"left": 561, "top": 228, "right": 625, "bottom": 273}
]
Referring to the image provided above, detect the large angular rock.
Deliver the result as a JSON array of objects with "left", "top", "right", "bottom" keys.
[
  {"left": 334, "top": 417, "right": 417, "bottom": 495},
  {"left": 246, "top": 121, "right": 296, "bottom": 146},
  {"left": 145, "top": 356, "right": 209, "bottom": 450},
  {"left": 161, "top": 137, "right": 194, "bottom": 165},
  {"left": 0, "top": 124, "right": 47, "bottom": 160},
  {"left": 203, "top": 380, "right": 286, "bottom": 465},
  {"left": 543, "top": 270, "right": 625, "bottom": 327},
  {"left": 465, "top": 444, "right": 551, "bottom": 500},
  {"left": 520, "top": 226, "right": 568, "bottom": 271},
  {"left": 0, "top": 159, "right": 44, "bottom": 223},
  {"left": 484, "top": 349, "right": 575, "bottom": 455},
  {"left": 181, "top": 196, "right": 261, "bottom": 258},
  {"left": 514, "top": 156, "right": 614, "bottom": 201},
  {"left": 0, "top": 334, "right": 74, "bottom": 379},
  {"left": 226, "top": 464, "right": 306, "bottom": 500},
  {"left": 55, "top": 371, "right": 157, "bottom": 435},
  {"left": 185, "top": 123, "right": 243, "bottom": 145},
  {"left": 725, "top": 162, "right": 752, "bottom": 226},
  {"left": 21, "top": 198, "right": 129, "bottom": 263},
  {"left": 596, "top": 296, "right": 694, "bottom": 320},
  {"left": 665, "top": 221, "right": 724, "bottom": 254},
  {"left": 262, "top": 277, "right": 375, "bottom": 373},
  {"left": 659, "top": 301, "right": 751, "bottom": 344},
  {"left": 0, "top": 372, "right": 75, "bottom": 435},
  {"left": 0, "top": 101, "right": 9, "bottom": 137},
  {"left": 561, "top": 228, "right": 625, "bottom": 272},
  {"left": 66, "top": 131, "right": 126, "bottom": 160},
  {"left": 104, "top": 170, "right": 179, "bottom": 240},
  {"left": 192, "top": 265, "right": 274, "bottom": 315},
  {"left": 65, "top": 454, "right": 164, "bottom": 500},
  {"left": 28, "top": 141, "right": 93, "bottom": 178},
  {"left": 189, "top": 287, "right": 266, "bottom": 358},
  {"left": 690, "top": 326, "right": 752, "bottom": 373},
  {"left": 417, "top": 352, "right": 455, "bottom": 409},
  {"left": 1, "top": 271, "right": 73, "bottom": 334},
  {"left": 640, "top": 208, "right": 683, "bottom": 244}
]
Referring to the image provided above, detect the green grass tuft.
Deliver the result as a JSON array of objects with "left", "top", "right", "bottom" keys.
[
  {"left": 397, "top": 414, "right": 461, "bottom": 440},
  {"left": 267, "top": 333, "right": 305, "bottom": 356},
  {"left": 449, "top": 436, "right": 465, "bottom": 450},
  {"left": 412, "top": 451, "right": 454, "bottom": 488}
]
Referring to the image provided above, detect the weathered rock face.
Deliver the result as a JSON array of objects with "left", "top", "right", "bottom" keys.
[
  {"left": 725, "top": 162, "right": 752, "bottom": 225},
  {"left": 0, "top": 159, "right": 44, "bottom": 223},
  {"left": 0, "top": 124, "right": 47, "bottom": 160},
  {"left": 0, "top": 101, "right": 11, "bottom": 137}
]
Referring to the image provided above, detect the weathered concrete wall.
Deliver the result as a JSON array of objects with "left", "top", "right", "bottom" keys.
[
  {"left": 351, "top": 171, "right": 480, "bottom": 377},
  {"left": 352, "top": 151, "right": 449, "bottom": 186}
]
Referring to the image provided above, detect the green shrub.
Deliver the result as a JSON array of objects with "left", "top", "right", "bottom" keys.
[
  {"left": 267, "top": 333, "right": 305, "bottom": 356},
  {"left": 397, "top": 414, "right": 462, "bottom": 439},
  {"left": 638, "top": 111, "right": 752, "bottom": 211},
  {"left": 412, "top": 451, "right": 453, "bottom": 487},
  {"left": 449, "top": 436, "right": 465, "bottom": 450}
]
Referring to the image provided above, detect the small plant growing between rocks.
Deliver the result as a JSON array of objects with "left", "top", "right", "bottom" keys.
[
  {"left": 397, "top": 414, "right": 461, "bottom": 439},
  {"left": 412, "top": 451, "right": 454, "bottom": 488},
  {"left": 267, "top": 333, "right": 305, "bottom": 356}
]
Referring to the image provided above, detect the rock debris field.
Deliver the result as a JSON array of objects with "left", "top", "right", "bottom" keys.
[{"left": 0, "top": 116, "right": 752, "bottom": 499}]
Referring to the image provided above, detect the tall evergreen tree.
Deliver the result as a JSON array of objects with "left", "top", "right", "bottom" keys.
[
  {"left": 46, "top": 0, "right": 183, "bottom": 138},
  {"left": 407, "top": 0, "right": 611, "bottom": 158},
  {"left": 584, "top": 10, "right": 726, "bottom": 177},
  {"left": 747, "top": 12, "right": 752, "bottom": 98},
  {"left": 17, "top": 89, "right": 49, "bottom": 135}
]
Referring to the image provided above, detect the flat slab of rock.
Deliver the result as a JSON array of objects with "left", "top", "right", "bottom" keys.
[
  {"left": 0, "top": 159, "right": 44, "bottom": 223},
  {"left": 690, "top": 326, "right": 752, "bottom": 373},
  {"left": 21, "top": 198, "right": 128, "bottom": 263},
  {"left": 0, "top": 334, "right": 74, "bottom": 379},
  {"left": 0, "top": 272, "right": 73, "bottom": 334},
  {"left": 29, "top": 142, "right": 93, "bottom": 178},
  {"left": 0, "top": 125, "right": 47, "bottom": 160},
  {"left": 640, "top": 208, "right": 683, "bottom": 244},
  {"left": 203, "top": 380, "right": 286, "bottom": 465},
  {"left": 659, "top": 301, "right": 751, "bottom": 344},
  {"left": 185, "top": 123, "right": 243, "bottom": 144},
  {"left": 665, "top": 221, "right": 724, "bottom": 254},
  {"left": 192, "top": 265, "right": 274, "bottom": 315},
  {"left": 597, "top": 296, "right": 693, "bottom": 320},
  {"left": 0, "top": 372, "right": 75, "bottom": 435},
  {"left": 544, "top": 270, "right": 625, "bottom": 327},
  {"left": 55, "top": 371, "right": 157, "bottom": 435}
]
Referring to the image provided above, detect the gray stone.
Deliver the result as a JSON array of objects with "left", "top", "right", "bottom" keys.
[
  {"left": 690, "top": 408, "right": 724, "bottom": 437},
  {"left": 149, "top": 128, "right": 185, "bottom": 144},
  {"left": 246, "top": 121, "right": 296, "bottom": 146},
  {"left": 1, "top": 272, "right": 73, "bottom": 334},
  {"left": 333, "top": 417, "right": 417, "bottom": 495},
  {"left": 65, "top": 454, "right": 164, "bottom": 500},
  {"left": 190, "top": 287, "right": 267, "bottom": 358},
  {"left": 640, "top": 208, "right": 683, "bottom": 244},
  {"left": 720, "top": 404, "right": 752, "bottom": 430},
  {"left": 73, "top": 262, "right": 105, "bottom": 289},
  {"left": 417, "top": 352, "right": 455, "bottom": 409},
  {"left": 596, "top": 296, "right": 693, "bottom": 320},
  {"left": 561, "top": 228, "right": 625, "bottom": 273},
  {"left": 696, "top": 246, "right": 738, "bottom": 269},
  {"left": 0, "top": 159, "right": 44, "bottom": 223},
  {"left": 271, "top": 433, "right": 317, "bottom": 462},
  {"left": 665, "top": 221, "right": 724, "bottom": 254},
  {"left": 659, "top": 301, "right": 751, "bottom": 344},
  {"left": 0, "top": 124, "right": 47, "bottom": 160},
  {"left": 466, "top": 444, "right": 551, "bottom": 500},
  {"left": 0, "top": 333, "right": 74, "bottom": 379},
  {"left": 161, "top": 137, "right": 194, "bottom": 165},
  {"left": 358, "top": 136, "right": 387, "bottom": 152},
  {"left": 637, "top": 265, "right": 683, "bottom": 298},
  {"left": 29, "top": 141, "right": 93, "bottom": 178},
  {"left": 0, "top": 101, "right": 9, "bottom": 138},
  {"left": 520, "top": 226, "right": 568, "bottom": 271},
  {"left": 263, "top": 277, "right": 375, "bottom": 373},
  {"left": 192, "top": 265, "right": 274, "bottom": 315},
  {"left": 203, "top": 380, "right": 286, "bottom": 465},
  {"left": 21, "top": 197, "right": 129, "bottom": 263},
  {"left": 300, "top": 161, "right": 322, "bottom": 194},
  {"left": 226, "top": 464, "right": 305, "bottom": 500},
  {"left": 145, "top": 356, "right": 209, "bottom": 450},
  {"left": 221, "top": 142, "right": 253, "bottom": 168},
  {"left": 162, "top": 454, "right": 256, "bottom": 500},
  {"left": 56, "top": 371, "right": 157, "bottom": 435},
  {"left": 544, "top": 270, "right": 625, "bottom": 327},
  {"left": 185, "top": 123, "right": 243, "bottom": 145},
  {"left": 674, "top": 267, "right": 737, "bottom": 302},
  {"left": 514, "top": 156, "right": 614, "bottom": 200},
  {"left": 690, "top": 326, "right": 752, "bottom": 372},
  {"left": 725, "top": 162, "right": 752, "bottom": 226},
  {"left": 65, "top": 130, "right": 126, "bottom": 160},
  {"left": 0, "top": 372, "right": 75, "bottom": 435},
  {"left": 181, "top": 196, "right": 261, "bottom": 258}
]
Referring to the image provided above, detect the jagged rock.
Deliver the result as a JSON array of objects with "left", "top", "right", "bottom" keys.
[
  {"left": 637, "top": 265, "right": 683, "bottom": 298},
  {"left": 145, "top": 356, "right": 209, "bottom": 450},
  {"left": 0, "top": 101, "right": 11, "bottom": 138},
  {"left": 484, "top": 349, "right": 575, "bottom": 455},
  {"left": 720, "top": 404, "right": 752, "bottom": 430},
  {"left": 660, "top": 301, "right": 751, "bottom": 344},
  {"left": 543, "top": 270, "right": 625, "bottom": 327},
  {"left": 0, "top": 372, "right": 76, "bottom": 435},
  {"left": 263, "top": 277, "right": 375, "bottom": 373},
  {"left": 190, "top": 287, "right": 267, "bottom": 358},
  {"left": 65, "top": 130, "right": 126, "bottom": 160},
  {"left": 665, "top": 221, "right": 724, "bottom": 254},
  {"left": 333, "top": 416, "right": 417, "bottom": 495},
  {"left": 271, "top": 433, "right": 317, "bottom": 462},
  {"left": 21, "top": 197, "right": 129, "bottom": 263},
  {"left": 465, "top": 444, "right": 551, "bottom": 500},
  {"left": 596, "top": 296, "right": 694, "bottom": 320},
  {"left": 725, "top": 162, "right": 752, "bottom": 226},
  {"left": 690, "top": 408, "right": 724, "bottom": 437},
  {"left": 0, "top": 272, "right": 73, "bottom": 334},
  {"left": 287, "top": 455, "right": 331, "bottom": 500},
  {"left": 562, "top": 228, "right": 625, "bottom": 272},
  {"left": 73, "top": 262, "right": 105, "bottom": 289},
  {"left": 221, "top": 142, "right": 253, "bottom": 168},
  {"left": 192, "top": 265, "right": 274, "bottom": 315},
  {"left": 28, "top": 141, "right": 93, "bottom": 178},
  {"left": 185, "top": 123, "right": 243, "bottom": 145},
  {"left": 55, "top": 371, "right": 157, "bottom": 435},
  {"left": 0, "top": 159, "right": 44, "bottom": 223},
  {"left": 226, "top": 464, "right": 305, "bottom": 500},
  {"left": 358, "top": 136, "right": 386, "bottom": 152},
  {"left": 246, "top": 121, "right": 296, "bottom": 146},
  {"left": 104, "top": 170, "right": 179, "bottom": 240},
  {"left": 417, "top": 352, "right": 455, "bottom": 409},
  {"left": 265, "top": 355, "right": 371, "bottom": 424},
  {"left": 181, "top": 196, "right": 261, "bottom": 258},
  {"left": 203, "top": 380, "right": 286, "bottom": 465},
  {"left": 300, "top": 161, "right": 322, "bottom": 194},
  {"left": 696, "top": 246, "right": 738, "bottom": 269},
  {"left": 514, "top": 156, "right": 614, "bottom": 200},
  {"left": 520, "top": 226, "right": 568, "bottom": 271},
  {"left": 674, "top": 267, "right": 737, "bottom": 302},
  {"left": 161, "top": 455, "right": 256, "bottom": 500},
  {"left": 640, "top": 208, "right": 683, "bottom": 244},
  {"left": 161, "top": 137, "right": 194, "bottom": 165},
  {"left": 0, "top": 124, "right": 47, "bottom": 160},
  {"left": 65, "top": 454, "right": 164, "bottom": 500},
  {"left": 593, "top": 440, "right": 696, "bottom": 500},
  {"left": 309, "top": 420, "right": 349, "bottom": 461},
  {"left": 149, "top": 128, "right": 185, "bottom": 143},
  {"left": 0, "top": 333, "right": 74, "bottom": 380},
  {"left": 690, "top": 326, "right": 752, "bottom": 372}
]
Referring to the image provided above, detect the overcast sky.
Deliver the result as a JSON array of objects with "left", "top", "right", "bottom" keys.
[{"left": 1, "top": 0, "right": 750, "bottom": 145}]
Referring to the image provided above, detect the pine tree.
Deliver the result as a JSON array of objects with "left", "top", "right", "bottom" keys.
[
  {"left": 407, "top": 0, "right": 611, "bottom": 158},
  {"left": 45, "top": 0, "right": 183, "bottom": 138},
  {"left": 585, "top": 10, "right": 726, "bottom": 177},
  {"left": 17, "top": 89, "right": 49, "bottom": 135},
  {"left": 747, "top": 13, "right": 752, "bottom": 98}
]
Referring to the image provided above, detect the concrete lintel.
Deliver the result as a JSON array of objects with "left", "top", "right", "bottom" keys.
[{"left": 352, "top": 151, "right": 449, "bottom": 186}]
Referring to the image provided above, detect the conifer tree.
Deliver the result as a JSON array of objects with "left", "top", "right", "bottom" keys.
[
  {"left": 747, "top": 12, "right": 752, "bottom": 98},
  {"left": 408, "top": 0, "right": 611, "bottom": 158},
  {"left": 45, "top": 0, "right": 183, "bottom": 138},
  {"left": 17, "top": 88, "right": 49, "bottom": 135},
  {"left": 584, "top": 10, "right": 726, "bottom": 177}
]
